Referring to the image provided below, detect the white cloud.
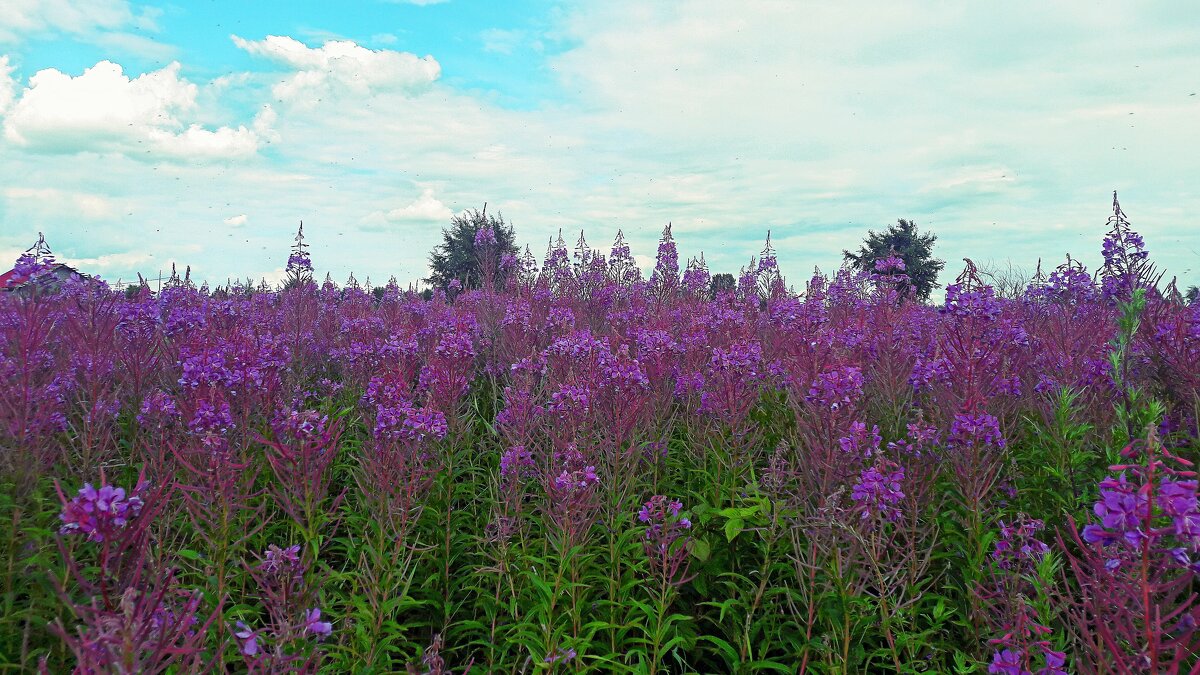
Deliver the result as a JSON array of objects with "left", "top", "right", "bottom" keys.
[
  {"left": 0, "top": 55, "right": 13, "bottom": 114},
  {"left": 2, "top": 60, "right": 267, "bottom": 160},
  {"left": 4, "top": 187, "right": 117, "bottom": 219},
  {"left": 2, "top": 6, "right": 1199, "bottom": 289},
  {"left": 224, "top": 214, "right": 248, "bottom": 227},
  {"left": 383, "top": 188, "right": 453, "bottom": 223},
  {"left": 65, "top": 250, "right": 155, "bottom": 270},
  {"left": 92, "top": 31, "right": 177, "bottom": 62},
  {"left": 920, "top": 167, "right": 1017, "bottom": 195},
  {"left": 481, "top": 29, "right": 525, "bottom": 55},
  {"left": 231, "top": 35, "right": 440, "bottom": 103},
  {"left": 0, "top": 0, "right": 135, "bottom": 43}
]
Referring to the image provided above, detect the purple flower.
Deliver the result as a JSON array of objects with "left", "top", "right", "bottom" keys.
[
  {"left": 989, "top": 649, "right": 1030, "bottom": 675},
  {"left": 650, "top": 223, "right": 679, "bottom": 289},
  {"left": 544, "top": 647, "right": 577, "bottom": 664},
  {"left": 1092, "top": 473, "right": 1144, "bottom": 535},
  {"left": 838, "top": 421, "right": 882, "bottom": 459},
  {"left": 949, "top": 412, "right": 1006, "bottom": 449},
  {"left": 553, "top": 466, "right": 600, "bottom": 492},
  {"left": 992, "top": 516, "right": 1051, "bottom": 571},
  {"left": 303, "top": 608, "right": 332, "bottom": 638},
  {"left": 233, "top": 621, "right": 259, "bottom": 656},
  {"left": 286, "top": 253, "right": 313, "bottom": 274},
  {"left": 272, "top": 408, "right": 329, "bottom": 442},
  {"left": 499, "top": 445, "right": 536, "bottom": 482},
  {"left": 474, "top": 226, "right": 497, "bottom": 248},
  {"left": 637, "top": 495, "right": 693, "bottom": 584},
  {"left": 850, "top": 460, "right": 905, "bottom": 522},
  {"left": 137, "top": 391, "right": 178, "bottom": 427},
  {"left": 806, "top": 366, "right": 864, "bottom": 411},
  {"left": 1038, "top": 649, "right": 1067, "bottom": 675},
  {"left": 874, "top": 255, "right": 906, "bottom": 273},
  {"left": 59, "top": 480, "right": 147, "bottom": 542},
  {"left": 260, "top": 544, "right": 302, "bottom": 575}
]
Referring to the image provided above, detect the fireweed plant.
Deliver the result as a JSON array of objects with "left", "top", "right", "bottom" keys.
[{"left": 0, "top": 199, "right": 1198, "bottom": 672}]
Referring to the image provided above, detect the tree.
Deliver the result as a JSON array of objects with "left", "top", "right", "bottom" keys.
[
  {"left": 977, "top": 259, "right": 1032, "bottom": 300},
  {"left": 843, "top": 219, "right": 945, "bottom": 303},
  {"left": 1186, "top": 285, "right": 1199, "bottom": 305},
  {"left": 709, "top": 273, "right": 736, "bottom": 298},
  {"left": 426, "top": 205, "right": 519, "bottom": 290}
]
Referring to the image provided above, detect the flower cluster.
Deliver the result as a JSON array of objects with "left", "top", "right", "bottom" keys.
[
  {"left": 286, "top": 253, "right": 313, "bottom": 275},
  {"left": 949, "top": 412, "right": 1006, "bottom": 449},
  {"left": 272, "top": 407, "right": 329, "bottom": 442},
  {"left": 7, "top": 252, "right": 59, "bottom": 287},
  {"left": 987, "top": 601, "right": 1067, "bottom": 675},
  {"left": 260, "top": 544, "right": 303, "bottom": 577},
  {"left": 992, "top": 516, "right": 1051, "bottom": 572},
  {"left": 850, "top": 459, "right": 905, "bottom": 522},
  {"left": 499, "top": 444, "right": 536, "bottom": 482},
  {"left": 650, "top": 223, "right": 679, "bottom": 290},
  {"left": 474, "top": 226, "right": 497, "bottom": 248},
  {"left": 838, "top": 421, "right": 882, "bottom": 459},
  {"left": 806, "top": 366, "right": 864, "bottom": 412},
  {"left": 942, "top": 283, "right": 1003, "bottom": 321},
  {"left": 1080, "top": 471, "right": 1200, "bottom": 560},
  {"left": 374, "top": 402, "right": 448, "bottom": 442},
  {"left": 637, "top": 495, "right": 693, "bottom": 585},
  {"left": 59, "top": 480, "right": 147, "bottom": 542}
]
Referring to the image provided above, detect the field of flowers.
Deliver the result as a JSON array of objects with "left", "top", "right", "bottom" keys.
[{"left": 1, "top": 207, "right": 1198, "bottom": 673}]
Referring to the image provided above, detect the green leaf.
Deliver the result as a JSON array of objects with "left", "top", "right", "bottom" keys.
[
  {"left": 724, "top": 517, "right": 744, "bottom": 542},
  {"left": 689, "top": 538, "right": 711, "bottom": 562}
]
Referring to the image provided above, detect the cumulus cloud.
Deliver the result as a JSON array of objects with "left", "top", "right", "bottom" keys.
[
  {"left": 2, "top": 60, "right": 268, "bottom": 160},
  {"left": 224, "top": 214, "right": 248, "bottom": 227},
  {"left": 231, "top": 35, "right": 440, "bottom": 103},
  {"left": 384, "top": 188, "right": 453, "bottom": 223},
  {"left": 66, "top": 250, "right": 155, "bottom": 270}
]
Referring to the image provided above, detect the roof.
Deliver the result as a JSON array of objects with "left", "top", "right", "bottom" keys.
[{"left": 0, "top": 263, "right": 85, "bottom": 292}]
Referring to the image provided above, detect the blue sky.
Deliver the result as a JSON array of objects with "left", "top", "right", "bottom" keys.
[{"left": 1, "top": 1, "right": 1197, "bottom": 289}]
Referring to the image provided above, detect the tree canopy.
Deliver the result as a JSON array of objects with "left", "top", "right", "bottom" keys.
[
  {"left": 843, "top": 218, "right": 945, "bottom": 302},
  {"left": 426, "top": 206, "right": 519, "bottom": 290}
]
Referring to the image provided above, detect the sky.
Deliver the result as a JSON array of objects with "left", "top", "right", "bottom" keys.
[{"left": 0, "top": 0, "right": 1197, "bottom": 290}]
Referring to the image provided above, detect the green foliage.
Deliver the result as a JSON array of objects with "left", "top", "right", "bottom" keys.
[
  {"left": 425, "top": 205, "right": 519, "bottom": 290},
  {"left": 9, "top": 306, "right": 1186, "bottom": 673},
  {"left": 843, "top": 219, "right": 946, "bottom": 303},
  {"left": 709, "top": 273, "right": 736, "bottom": 298}
]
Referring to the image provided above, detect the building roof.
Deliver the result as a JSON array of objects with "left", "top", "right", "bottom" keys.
[{"left": 0, "top": 263, "right": 85, "bottom": 292}]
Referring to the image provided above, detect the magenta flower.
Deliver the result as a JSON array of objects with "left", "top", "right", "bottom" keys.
[
  {"left": 59, "top": 481, "right": 147, "bottom": 542},
  {"left": 544, "top": 647, "right": 577, "bottom": 664},
  {"left": 850, "top": 460, "right": 905, "bottom": 522},
  {"left": 988, "top": 649, "right": 1029, "bottom": 675},
  {"left": 233, "top": 621, "right": 259, "bottom": 656},
  {"left": 637, "top": 495, "right": 693, "bottom": 585},
  {"left": 260, "top": 544, "right": 302, "bottom": 576},
  {"left": 992, "top": 516, "right": 1051, "bottom": 571},
  {"left": 303, "top": 608, "right": 332, "bottom": 638},
  {"left": 473, "top": 226, "right": 497, "bottom": 248}
]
